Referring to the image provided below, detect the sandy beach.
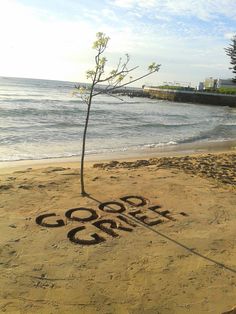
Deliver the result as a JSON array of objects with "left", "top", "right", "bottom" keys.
[{"left": 0, "top": 145, "right": 236, "bottom": 313}]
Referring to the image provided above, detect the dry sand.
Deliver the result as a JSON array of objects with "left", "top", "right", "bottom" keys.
[{"left": 0, "top": 149, "right": 236, "bottom": 313}]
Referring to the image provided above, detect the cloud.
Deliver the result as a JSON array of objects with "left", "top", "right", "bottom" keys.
[
  {"left": 0, "top": 0, "right": 234, "bottom": 85},
  {"left": 101, "top": 8, "right": 119, "bottom": 21},
  {"left": 111, "top": 0, "right": 236, "bottom": 21},
  {"left": 224, "top": 32, "right": 236, "bottom": 39},
  {"left": 111, "top": 0, "right": 136, "bottom": 9}
]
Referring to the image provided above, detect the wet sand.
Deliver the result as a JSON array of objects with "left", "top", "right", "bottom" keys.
[{"left": 0, "top": 148, "right": 236, "bottom": 313}]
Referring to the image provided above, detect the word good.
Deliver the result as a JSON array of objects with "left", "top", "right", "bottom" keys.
[{"left": 36, "top": 195, "right": 187, "bottom": 246}]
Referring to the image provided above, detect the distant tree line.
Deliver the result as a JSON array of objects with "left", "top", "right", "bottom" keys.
[{"left": 225, "top": 35, "right": 236, "bottom": 83}]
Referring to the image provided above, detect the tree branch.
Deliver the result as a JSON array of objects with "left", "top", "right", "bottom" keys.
[{"left": 92, "top": 68, "right": 160, "bottom": 97}]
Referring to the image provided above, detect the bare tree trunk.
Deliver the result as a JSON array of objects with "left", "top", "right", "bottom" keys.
[
  {"left": 80, "top": 101, "right": 91, "bottom": 196},
  {"left": 80, "top": 62, "right": 99, "bottom": 196}
]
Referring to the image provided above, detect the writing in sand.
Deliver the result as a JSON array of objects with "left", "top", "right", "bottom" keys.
[{"left": 35, "top": 195, "right": 188, "bottom": 245}]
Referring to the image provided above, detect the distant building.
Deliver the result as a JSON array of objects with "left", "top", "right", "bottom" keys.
[
  {"left": 204, "top": 77, "right": 217, "bottom": 90},
  {"left": 202, "top": 77, "right": 236, "bottom": 90},
  {"left": 198, "top": 82, "right": 204, "bottom": 91},
  {"left": 217, "top": 79, "right": 236, "bottom": 89}
]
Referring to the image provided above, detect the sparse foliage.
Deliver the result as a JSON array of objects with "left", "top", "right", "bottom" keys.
[
  {"left": 225, "top": 35, "right": 236, "bottom": 83},
  {"left": 77, "top": 32, "right": 161, "bottom": 196}
]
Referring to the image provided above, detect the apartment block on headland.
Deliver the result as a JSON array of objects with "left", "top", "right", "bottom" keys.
[
  {"left": 217, "top": 78, "right": 236, "bottom": 88},
  {"left": 198, "top": 77, "right": 236, "bottom": 90}
]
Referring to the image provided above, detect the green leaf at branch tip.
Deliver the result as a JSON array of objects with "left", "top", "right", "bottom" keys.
[
  {"left": 110, "top": 69, "right": 117, "bottom": 76},
  {"left": 86, "top": 70, "right": 96, "bottom": 79},
  {"left": 92, "top": 32, "right": 110, "bottom": 50},
  {"left": 97, "top": 57, "right": 107, "bottom": 70},
  {"left": 99, "top": 57, "right": 107, "bottom": 65},
  {"left": 148, "top": 62, "right": 161, "bottom": 72},
  {"left": 118, "top": 74, "right": 125, "bottom": 82},
  {"left": 78, "top": 86, "right": 86, "bottom": 94}
]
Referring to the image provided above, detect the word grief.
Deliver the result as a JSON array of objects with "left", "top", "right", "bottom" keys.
[{"left": 35, "top": 195, "right": 188, "bottom": 246}]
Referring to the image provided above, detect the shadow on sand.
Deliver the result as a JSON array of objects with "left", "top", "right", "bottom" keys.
[{"left": 87, "top": 194, "right": 236, "bottom": 275}]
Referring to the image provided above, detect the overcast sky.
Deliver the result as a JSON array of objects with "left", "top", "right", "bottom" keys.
[{"left": 0, "top": 0, "right": 235, "bottom": 87}]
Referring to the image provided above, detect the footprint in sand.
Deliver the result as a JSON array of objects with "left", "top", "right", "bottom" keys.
[{"left": 0, "top": 184, "right": 13, "bottom": 191}]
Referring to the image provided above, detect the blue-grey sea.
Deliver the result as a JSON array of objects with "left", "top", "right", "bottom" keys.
[{"left": 0, "top": 76, "right": 235, "bottom": 162}]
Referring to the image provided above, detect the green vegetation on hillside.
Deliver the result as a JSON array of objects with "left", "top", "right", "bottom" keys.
[
  {"left": 157, "top": 86, "right": 236, "bottom": 95},
  {"left": 157, "top": 85, "right": 195, "bottom": 91},
  {"left": 217, "top": 87, "right": 236, "bottom": 94}
]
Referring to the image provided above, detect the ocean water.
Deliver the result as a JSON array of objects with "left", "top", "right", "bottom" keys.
[{"left": 0, "top": 76, "right": 235, "bottom": 162}]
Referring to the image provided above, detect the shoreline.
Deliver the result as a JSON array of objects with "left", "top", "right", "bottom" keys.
[{"left": 0, "top": 139, "right": 235, "bottom": 172}]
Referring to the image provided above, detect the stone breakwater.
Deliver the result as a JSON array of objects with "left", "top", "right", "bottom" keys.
[
  {"left": 144, "top": 88, "right": 236, "bottom": 107},
  {"left": 94, "top": 153, "right": 236, "bottom": 188}
]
